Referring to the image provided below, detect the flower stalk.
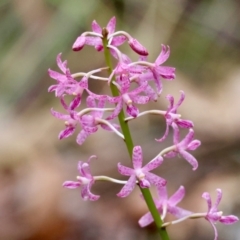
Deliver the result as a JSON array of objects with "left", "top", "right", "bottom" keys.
[{"left": 102, "top": 28, "right": 170, "bottom": 240}]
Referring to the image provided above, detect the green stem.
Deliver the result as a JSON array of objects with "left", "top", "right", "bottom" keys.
[{"left": 102, "top": 29, "right": 170, "bottom": 240}]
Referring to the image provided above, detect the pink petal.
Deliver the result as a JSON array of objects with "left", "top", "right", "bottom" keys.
[
  {"left": 152, "top": 69, "right": 163, "bottom": 95},
  {"left": 91, "top": 20, "right": 102, "bottom": 33},
  {"left": 106, "top": 16, "right": 116, "bottom": 35},
  {"left": 79, "top": 162, "right": 91, "bottom": 178},
  {"left": 107, "top": 95, "right": 121, "bottom": 104},
  {"left": 168, "top": 206, "right": 192, "bottom": 219},
  {"left": 84, "top": 36, "right": 103, "bottom": 51},
  {"left": 72, "top": 36, "right": 86, "bottom": 51},
  {"left": 155, "top": 44, "right": 170, "bottom": 65},
  {"left": 62, "top": 181, "right": 80, "bottom": 189},
  {"left": 129, "top": 81, "right": 147, "bottom": 96},
  {"left": 48, "top": 85, "right": 57, "bottom": 92},
  {"left": 132, "top": 146, "right": 143, "bottom": 169},
  {"left": 83, "top": 126, "right": 98, "bottom": 134},
  {"left": 142, "top": 156, "right": 163, "bottom": 172},
  {"left": 132, "top": 95, "right": 149, "bottom": 104},
  {"left": 187, "top": 140, "right": 201, "bottom": 151},
  {"left": 126, "top": 104, "right": 139, "bottom": 117},
  {"left": 172, "top": 124, "right": 180, "bottom": 145},
  {"left": 138, "top": 71, "right": 154, "bottom": 81},
  {"left": 111, "top": 35, "right": 127, "bottom": 46},
  {"left": 58, "top": 127, "right": 75, "bottom": 140},
  {"left": 50, "top": 108, "right": 69, "bottom": 120},
  {"left": 145, "top": 172, "right": 167, "bottom": 187},
  {"left": 76, "top": 129, "right": 90, "bottom": 145},
  {"left": 86, "top": 96, "right": 96, "bottom": 108},
  {"left": 176, "top": 119, "right": 194, "bottom": 128},
  {"left": 212, "top": 189, "right": 222, "bottom": 211},
  {"left": 55, "top": 87, "right": 66, "bottom": 97},
  {"left": 106, "top": 100, "right": 123, "bottom": 120},
  {"left": 202, "top": 192, "right": 212, "bottom": 211},
  {"left": 155, "top": 123, "right": 170, "bottom": 142},
  {"left": 138, "top": 212, "right": 154, "bottom": 227},
  {"left": 173, "top": 90, "right": 185, "bottom": 110},
  {"left": 48, "top": 69, "right": 66, "bottom": 81},
  {"left": 179, "top": 150, "right": 198, "bottom": 170},
  {"left": 56, "top": 53, "right": 67, "bottom": 73},
  {"left": 156, "top": 186, "right": 168, "bottom": 201},
  {"left": 86, "top": 90, "right": 108, "bottom": 101},
  {"left": 60, "top": 96, "right": 68, "bottom": 110},
  {"left": 116, "top": 174, "right": 136, "bottom": 198},
  {"left": 86, "top": 182, "right": 100, "bottom": 201},
  {"left": 69, "top": 95, "right": 81, "bottom": 110},
  {"left": 219, "top": 215, "right": 239, "bottom": 225},
  {"left": 81, "top": 183, "right": 100, "bottom": 201},
  {"left": 168, "top": 186, "right": 185, "bottom": 205},
  {"left": 155, "top": 66, "right": 176, "bottom": 80},
  {"left": 166, "top": 94, "right": 174, "bottom": 111},
  {"left": 117, "top": 163, "right": 134, "bottom": 176},
  {"left": 120, "top": 76, "right": 130, "bottom": 93},
  {"left": 79, "top": 76, "right": 88, "bottom": 89},
  {"left": 144, "top": 84, "right": 158, "bottom": 101},
  {"left": 87, "top": 155, "right": 97, "bottom": 164},
  {"left": 77, "top": 161, "right": 85, "bottom": 176},
  {"left": 128, "top": 38, "right": 148, "bottom": 56},
  {"left": 179, "top": 128, "right": 194, "bottom": 149},
  {"left": 97, "top": 95, "right": 107, "bottom": 108},
  {"left": 139, "top": 179, "right": 151, "bottom": 188}
]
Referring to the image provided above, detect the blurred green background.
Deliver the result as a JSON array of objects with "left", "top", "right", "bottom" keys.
[{"left": 0, "top": 0, "right": 240, "bottom": 239}]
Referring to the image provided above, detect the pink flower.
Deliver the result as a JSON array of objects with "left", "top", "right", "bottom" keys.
[
  {"left": 73, "top": 17, "right": 127, "bottom": 52},
  {"left": 48, "top": 53, "right": 76, "bottom": 97},
  {"left": 48, "top": 53, "right": 88, "bottom": 99},
  {"left": 117, "top": 146, "right": 166, "bottom": 198},
  {"left": 202, "top": 189, "right": 239, "bottom": 240},
  {"left": 150, "top": 45, "right": 176, "bottom": 94},
  {"left": 127, "top": 45, "right": 175, "bottom": 95},
  {"left": 51, "top": 96, "right": 81, "bottom": 140},
  {"left": 139, "top": 185, "right": 192, "bottom": 227},
  {"left": 135, "top": 72, "right": 158, "bottom": 101},
  {"left": 63, "top": 156, "right": 100, "bottom": 201},
  {"left": 77, "top": 95, "right": 121, "bottom": 145},
  {"left": 107, "top": 76, "right": 149, "bottom": 119},
  {"left": 164, "top": 126, "right": 201, "bottom": 170},
  {"left": 156, "top": 91, "right": 193, "bottom": 142}
]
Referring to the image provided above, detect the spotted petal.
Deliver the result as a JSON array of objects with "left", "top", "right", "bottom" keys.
[{"left": 116, "top": 174, "right": 136, "bottom": 198}]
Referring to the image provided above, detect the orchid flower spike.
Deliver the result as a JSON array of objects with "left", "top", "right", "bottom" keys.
[
  {"left": 117, "top": 146, "right": 166, "bottom": 198},
  {"left": 63, "top": 156, "right": 100, "bottom": 201}
]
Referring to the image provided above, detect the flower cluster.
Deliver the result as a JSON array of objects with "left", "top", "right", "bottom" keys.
[{"left": 48, "top": 17, "right": 238, "bottom": 239}]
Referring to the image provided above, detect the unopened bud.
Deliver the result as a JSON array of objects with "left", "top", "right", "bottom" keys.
[
  {"left": 128, "top": 38, "right": 148, "bottom": 56},
  {"left": 72, "top": 36, "right": 86, "bottom": 51}
]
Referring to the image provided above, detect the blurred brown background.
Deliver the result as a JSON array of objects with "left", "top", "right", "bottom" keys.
[{"left": 1, "top": 0, "right": 240, "bottom": 239}]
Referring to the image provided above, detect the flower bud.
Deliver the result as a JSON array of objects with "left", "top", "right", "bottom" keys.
[
  {"left": 128, "top": 38, "right": 148, "bottom": 56},
  {"left": 72, "top": 36, "right": 86, "bottom": 51}
]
